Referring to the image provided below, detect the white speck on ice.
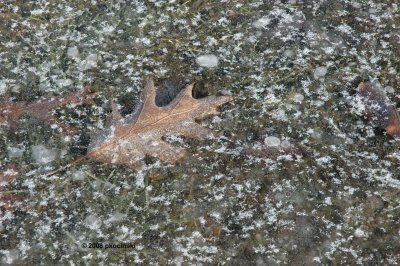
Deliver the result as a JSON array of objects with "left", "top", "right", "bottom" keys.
[
  {"left": 293, "top": 93, "right": 304, "bottom": 103},
  {"left": 313, "top": 257, "right": 322, "bottom": 263},
  {"left": 264, "top": 136, "right": 281, "bottom": 147},
  {"left": 316, "top": 156, "right": 333, "bottom": 166},
  {"left": 233, "top": 32, "right": 244, "bottom": 40},
  {"left": 354, "top": 228, "right": 367, "bottom": 238},
  {"left": 3, "top": 168, "right": 18, "bottom": 178},
  {"left": 199, "top": 217, "right": 206, "bottom": 225},
  {"left": 284, "top": 49, "right": 295, "bottom": 58},
  {"left": 135, "top": 171, "right": 145, "bottom": 188},
  {"left": 324, "top": 197, "right": 332, "bottom": 205},
  {"left": 237, "top": 210, "right": 254, "bottom": 220},
  {"left": 384, "top": 86, "right": 394, "bottom": 94},
  {"left": 72, "top": 170, "right": 86, "bottom": 181},
  {"left": 67, "top": 46, "right": 79, "bottom": 59},
  {"left": 368, "top": 7, "right": 378, "bottom": 14},
  {"left": 196, "top": 54, "right": 219, "bottom": 68},
  {"left": 314, "top": 66, "right": 327, "bottom": 79},
  {"left": 31, "top": 9, "right": 44, "bottom": 15},
  {"left": 107, "top": 212, "right": 127, "bottom": 223},
  {"left": 31, "top": 145, "right": 58, "bottom": 164},
  {"left": 0, "top": 249, "right": 20, "bottom": 264},
  {"left": 280, "top": 140, "right": 291, "bottom": 148},
  {"left": 206, "top": 36, "right": 218, "bottom": 46},
  {"left": 0, "top": 79, "right": 7, "bottom": 95},
  {"left": 337, "top": 24, "right": 353, "bottom": 35},
  {"left": 101, "top": 24, "right": 115, "bottom": 34},
  {"left": 7, "top": 146, "right": 24, "bottom": 159},
  {"left": 56, "top": 78, "right": 73, "bottom": 87},
  {"left": 252, "top": 17, "right": 270, "bottom": 29},
  {"left": 84, "top": 214, "right": 102, "bottom": 230},
  {"left": 211, "top": 174, "right": 224, "bottom": 181},
  {"left": 80, "top": 54, "right": 99, "bottom": 71},
  {"left": 271, "top": 109, "right": 288, "bottom": 121}
]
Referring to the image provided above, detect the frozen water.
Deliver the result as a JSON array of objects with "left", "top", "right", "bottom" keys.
[
  {"left": 56, "top": 78, "right": 73, "bottom": 87},
  {"left": 293, "top": 93, "right": 304, "bottom": 103},
  {"left": 384, "top": 86, "right": 394, "bottom": 94},
  {"left": 195, "top": 54, "right": 219, "bottom": 68},
  {"left": 80, "top": 54, "right": 99, "bottom": 71},
  {"left": 280, "top": 140, "right": 292, "bottom": 148},
  {"left": 84, "top": 214, "right": 101, "bottom": 230},
  {"left": 252, "top": 17, "right": 270, "bottom": 29},
  {"left": 313, "top": 66, "right": 327, "bottom": 79},
  {"left": 7, "top": 146, "right": 24, "bottom": 159},
  {"left": 67, "top": 46, "right": 79, "bottom": 59},
  {"left": 31, "top": 145, "right": 58, "bottom": 164},
  {"left": 71, "top": 170, "right": 86, "bottom": 181},
  {"left": 1, "top": 1, "right": 399, "bottom": 265},
  {"left": 264, "top": 136, "right": 281, "bottom": 147},
  {"left": 0, "top": 80, "right": 6, "bottom": 95}
]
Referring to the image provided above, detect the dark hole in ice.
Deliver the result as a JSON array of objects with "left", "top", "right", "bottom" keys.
[
  {"left": 155, "top": 79, "right": 208, "bottom": 107},
  {"left": 155, "top": 79, "right": 182, "bottom": 107},
  {"left": 192, "top": 80, "right": 208, "bottom": 99}
]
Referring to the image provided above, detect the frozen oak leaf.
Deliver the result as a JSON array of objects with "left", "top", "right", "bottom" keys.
[{"left": 87, "top": 79, "right": 233, "bottom": 169}]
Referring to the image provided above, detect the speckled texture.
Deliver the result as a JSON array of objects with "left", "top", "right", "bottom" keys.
[{"left": 1, "top": 1, "right": 400, "bottom": 265}]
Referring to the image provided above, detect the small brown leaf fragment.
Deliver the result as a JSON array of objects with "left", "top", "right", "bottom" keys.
[
  {"left": 0, "top": 86, "right": 95, "bottom": 133},
  {"left": 87, "top": 79, "right": 233, "bottom": 169},
  {"left": 357, "top": 82, "right": 400, "bottom": 140}
]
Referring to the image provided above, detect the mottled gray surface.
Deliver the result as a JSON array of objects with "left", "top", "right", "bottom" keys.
[{"left": 1, "top": 1, "right": 400, "bottom": 265}]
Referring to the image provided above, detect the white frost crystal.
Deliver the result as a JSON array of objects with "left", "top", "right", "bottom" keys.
[
  {"left": 7, "top": 146, "right": 24, "bottom": 158},
  {"left": 56, "top": 78, "right": 73, "bottom": 87},
  {"left": 67, "top": 46, "right": 79, "bottom": 59},
  {"left": 196, "top": 54, "right": 219, "bottom": 68},
  {"left": 283, "top": 49, "right": 294, "bottom": 58},
  {"left": 264, "top": 136, "right": 281, "bottom": 147},
  {"left": 280, "top": 139, "right": 291, "bottom": 148},
  {"left": 80, "top": 53, "right": 99, "bottom": 70},
  {"left": 71, "top": 170, "right": 86, "bottom": 181},
  {"left": 252, "top": 17, "right": 270, "bottom": 29},
  {"left": 313, "top": 66, "right": 327, "bottom": 79},
  {"left": 384, "top": 86, "right": 394, "bottom": 94},
  {"left": 293, "top": 93, "right": 304, "bottom": 103},
  {"left": 31, "top": 145, "right": 58, "bottom": 164},
  {"left": 354, "top": 228, "right": 367, "bottom": 238},
  {"left": 0, "top": 79, "right": 6, "bottom": 95},
  {"left": 84, "top": 214, "right": 101, "bottom": 230}
]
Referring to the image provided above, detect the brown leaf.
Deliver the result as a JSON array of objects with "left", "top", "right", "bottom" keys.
[
  {"left": 0, "top": 86, "right": 95, "bottom": 133},
  {"left": 357, "top": 82, "right": 400, "bottom": 140},
  {"left": 87, "top": 79, "right": 233, "bottom": 169}
]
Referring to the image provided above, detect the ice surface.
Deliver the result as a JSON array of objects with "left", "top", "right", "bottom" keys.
[
  {"left": 0, "top": 80, "right": 6, "bottom": 95},
  {"left": 1, "top": 1, "right": 400, "bottom": 265},
  {"left": 31, "top": 145, "right": 58, "bottom": 164},
  {"left": 80, "top": 54, "right": 99, "bottom": 71},
  {"left": 67, "top": 46, "right": 79, "bottom": 59},
  {"left": 264, "top": 136, "right": 281, "bottom": 147},
  {"left": 195, "top": 54, "right": 219, "bottom": 68},
  {"left": 7, "top": 146, "right": 24, "bottom": 159},
  {"left": 313, "top": 66, "right": 327, "bottom": 79}
]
